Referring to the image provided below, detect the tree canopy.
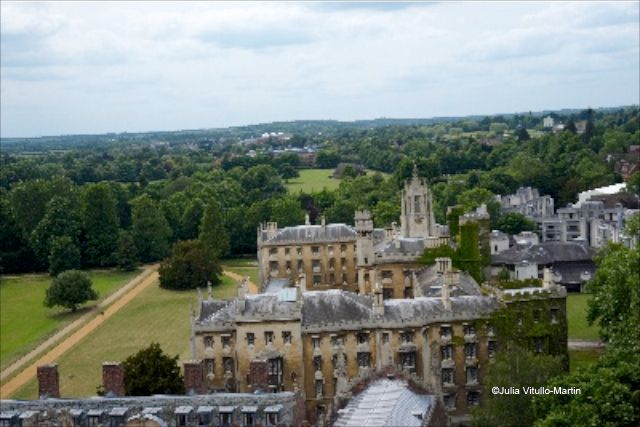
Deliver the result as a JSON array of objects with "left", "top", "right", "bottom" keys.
[
  {"left": 122, "top": 342, "right": 184, "bottom": 396},
  {"left": 44, "top": 269, "right": 98, "bottom": 312},
  {"left": 159, "top": 240, "right": 222, "bottom": 290}
]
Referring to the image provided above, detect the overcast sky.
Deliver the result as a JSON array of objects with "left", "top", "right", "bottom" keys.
[{"left": 1, "top": 1, "right": 638, "bottom": 138}]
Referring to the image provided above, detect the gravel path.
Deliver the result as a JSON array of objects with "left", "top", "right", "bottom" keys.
[{"left": 0, "top": 266, "right": 159, "bottom": 398}]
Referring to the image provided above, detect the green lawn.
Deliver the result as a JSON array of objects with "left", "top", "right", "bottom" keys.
[
  {"left": 569, "top": 348, "right": 604, "bottom": 373},
  {"left": 221, "top": 258, "right": 259, "bottom": 284},
  {"left": 9, "top": 275, "right": 236, "bottom": 399},
  {"left": 286, "top": 168, "right": 341, "bottom": 193},
  {"left": 0, "top": 269, "right": 139, "bottom": 371},
  {"left": 566, "top": 293, "right": 600, "bottom": 341}
]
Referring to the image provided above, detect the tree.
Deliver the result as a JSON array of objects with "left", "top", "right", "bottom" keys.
[
  {"left": 31, "top": 196, "right": 82, "bottom": 267},
  {"left": 179, "top": 198, "right": 205, "bottom": 241},
  {"left": 586, "top": 244, "right": 640, "bottom": 351},
  {"left": 48, "top": 235, "right": 81, "bottom": 276},
  {"left": 131, "top": 195, "right": 171, "bottom": 262},
  {"left": 82, "top": 183, "right": 119, "bottom": 267},
  {"left": 122, "top": 342, "right": 184, "bottom": 396},
  {"left": 458, "top": 222, "right": 483, "bottom": 282},
  {"left": 278, "top": 163, "right": 299, "bottom": 181},
  {"left": 44, "top": 270, "right": 98, "bottom": 312},
  {"left": 473, "top": 346, "right": 564, "bottom": 427},
  {"left": 199, "top": 201, "right": 230, "bottom": 258},
  {"left": 565, "top": 119, "right": 577, "bottom": 134},
  {"left": 270, "top": 196, "right": 306, "bottom": 227},
  {"left": 159, "top": 240, "right": 222, "bottom": 290},
  {"left": 516, "top": 127, "right": 531, "bottom": 142},
  {"left": 114, "top": 231, "right": 138, "bottom": 271},
  {"left": 496, "top": 212, "right": 537, "bottom": 235}
]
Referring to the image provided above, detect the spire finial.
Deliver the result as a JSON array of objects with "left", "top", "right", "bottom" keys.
[{"left": 412, "top": 161, "right": 419, "bottom": 178}]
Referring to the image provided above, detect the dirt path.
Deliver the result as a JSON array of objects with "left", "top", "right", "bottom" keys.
[
  {"left": 568, "top": 339, "right": 606, "bottom": 349},
  {"left": 223, "top": 270, "right": 259, "bottom": 294},
  {"left": 0, "top": 266, "right": 159, "bottom": 398}
]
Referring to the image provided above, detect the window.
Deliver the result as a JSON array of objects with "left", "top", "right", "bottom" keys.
[
  {"left": 441, "top": 368, "right": 454, "bottom": 385},
  {"left": 243, "top": 412, "right": 256, "bottom": 427},
  {"left": 340, "top": 244, "right": 347, "bottom": 254},
  {"left": 440, "top": 326, "right": 452, "bottom": 339},
  {"left": 401, "top": 331, "right": 414, "bottom": 344},
  {"left": 465, "top": 343, "right": 477, "bottom": 359},
  {"left": 313, "top": 356, "right": 322, "bottom": 372},
  {"left": 246, "top": 333, "right": 255, "bottom": 346},
  {"left": 332, "top": 354, "right": 347, "bottom": 369},
  {"left": 205, "top": 358, "right": 214, "bottom": 375},
  {"left": 285, "top": 261, "right": 291, "bottom": 271},
  {"left": 466, "top": 366, "right": 478, "bottom": 384},
  {"left": 487, "top": 324, "right": 496, "bottom": 336},
  {"left": 488, "top": 340, "right": 497, "bottom": 358},
  {"left": 329, "top": 273, "right": 335, "bottom": 284},
  {"left": 463, "top": 324, "right": 476, "bottom": 336},
  {"left": 88, "top": 416, "right": 101, "bottom": 427},
  {"left": 383, "top": 288, "right": 393, "bottom": 299},
  {"left": 269, "top": 248, "right": 277, "bottom": 256},
  {"left": 441, "top": 344, "right": 453, "bottom": 360},
  {"left": 223, "top": 357, "right": 234, "bottom": 374},
  {"left": 198, "top": 412, "right": 212, "bottom": 427},
  {"left": 467, "top": 391, "right": 481, "bottom": 406},
  {"left": 533, "top": 309, "right": 541, "bottom": 323},
  {"left": 222, "top": 336, "right": 231, "bottom": 348},
  {"left": 331, "top": 335, "right": 344, "bottom": 347},
  {"left": 312, "top": 336, "right": 321, "bottom": 349},
  {"left": 220, "top": 412, "right": 233, "bottom": 427},
  {"left": 400, "top": 351, "right": 416, "bottom": 372},
  {"left": 534, "top": 337, "right": 543, "bottom": 353},
  {"left": 268, "top": 358, "right": 283, "bottom": 389},
  {"left": 340, "top": 257, "right": 346, "bottom": 268},
  {"left": 342, "top": 273, "right": 348, "bottom": 285},
  {"left": 176, "top": 415, "right": 187, "bottom": 427},
  {"left": 266, "top": 412, "right": 279, "bottom": 427},
  {"left": 269, "top": 261, "right": 278, "bottom": 272},
  {"left": 282, "top": 331, "right": 292, "bottom": 344},
  {"left": 357, "top": 332, "right": 369, "bottom": 344},
  {"left": 297, "top": 260, "right": 303, "bottom": 270},
  {"left": 315, "top": 380, "right": 323, "bottom": 398},
  {"left": 382, "top": 333, "right": 390, "bottom": 344},
  {"left": 313, "top": 275, "right": 321, "bottom": 286},
  {"left": 296, "top": 247, "right": 302, "bottom": 256},
  {"left": 265, "top": 331, "right": 274, "bottom": 344},
  {"left": 357, "top": 352, "right": 371, "bottom": 368},
  {"left": 312, "top": 246, "right": 320, "bottom": 255},
  {"left": 444, "top": 393, "right": 456, "bottom": 409},
  {"left": 285, "top": 248, "right": 290, "bottom": 255},
  {"left": 204, "top": 336, "right": 213, "bottom": 348},
  {"left": 550, "top": 308, "right": 559, "bottom": 324},
  {"left": 382, "top": 270, "right": 393, "bottom": 279}
]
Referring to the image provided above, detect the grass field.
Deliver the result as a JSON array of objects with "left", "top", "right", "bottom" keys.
[
  {"left": 0, "top": 270, "right": 139, "bottom": 371},
  {"left": 567, "top": 293, "right": 600, "bottom": 341},
  {"left": 221, "top": 258, "right": 259, "bottom": 284},
  {"left": 286, "top": 168, "right": 341, "bottom": 193},
  {"left": 569, "top": 348, "right": 604, "bottom": 373},
  {"left": 9, "top": 275, "right": 236, "bottom": 399}
]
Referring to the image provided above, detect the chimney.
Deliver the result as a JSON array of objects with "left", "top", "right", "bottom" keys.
[
  {"left": 435, "top": 257, "right": 452, "bottom": 274},
  {"left": 297, "top": 272, "right": 307, "bottom": 294},
  {"left": 321, "top": 216, "right": 326, "bottom": 227},
  {"left": 237, "top": 278, "right": 248, "bottom": 312},
  {"left": 207, "top": 281, "right": 212, "bottom": 300},
  {"left": 373, "top": 280, "right": 385, "bottom": 316},
  {"left": 37, "top": 364, "right": 60, "bottom": 399},
  {"left": 305, "top": 214, "right": 310, "bottom": 226},
  {"left": 183, "top": 360, "right": 205, "bottom": 395},
  {"left": 102, "top": 362, "right": 125, "bottom": 397},
  {"left": 442, "top": 275, "right": 452, "bottom": 311},
  {"left": 543, "top": 267, "right": 554, "bottom": 289}
]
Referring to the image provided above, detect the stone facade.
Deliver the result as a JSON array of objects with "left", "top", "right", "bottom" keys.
[{"left": 193, "top": 262, "right": 567, "bottom": 426}]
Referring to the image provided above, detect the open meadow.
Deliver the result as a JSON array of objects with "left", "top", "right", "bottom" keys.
[
  {"left": 9, "top": 275, "right": 237, "bottom": 399},
  {"left": 221, "top": 258, "right": 259, "bottom": 285},
  {"left": 0, "top": 270, "right": 139, "bottom": 372},
  {"left": 285, "top": 168, "right": 341, "bottom": 193},
  {"left": 566, "top": 293, "right": 599, "bottom": 341}
]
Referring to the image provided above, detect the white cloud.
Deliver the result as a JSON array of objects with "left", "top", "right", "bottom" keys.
[{"left": 1, "top": 1, "right": 638, "bottom": 137}]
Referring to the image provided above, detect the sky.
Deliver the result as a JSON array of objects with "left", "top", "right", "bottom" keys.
[{"left": 1, "top": 1, "right": 639, "bottom": 138}]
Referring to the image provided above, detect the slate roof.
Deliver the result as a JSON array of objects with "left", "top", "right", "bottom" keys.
[
  {"left": 553, "top": 262, "right": 596, "bottom": 284},
  {"left": 261, "top": 224, "right": 356, "bottom": 244},
  {"left": 415, "top": 266, "right": 482, "bottom": 297},
  {"left": 333, "top": 379, "right": 434, "bottom": 427},
  {"left": 263, "top": 278, "right": 291, "bottom": 294},
  {"left": 302, "top": 290, "right": 373, "bottom": 326},
  {"left": 492, "top": 242, "right": 595, "bottom": 265},
  {"left": 375, "top": 237, "right": 425, "bottom": 257}
]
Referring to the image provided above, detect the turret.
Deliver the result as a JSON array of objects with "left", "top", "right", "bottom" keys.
[
  {"left": 400, "top": 166, "right": 436, "bottom": 238},
  {"left": 355, "top": 210, "right": 374, "bottom": 267},
  {"left": 373, "top": 278, "right": 385, "bottom": 316}
]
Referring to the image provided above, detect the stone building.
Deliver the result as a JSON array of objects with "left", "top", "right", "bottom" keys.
[
  {"left": 193, "top": 262, "right": 567, "bottom": 426},
  {"left": 257, "top": 168, "right": 449, "bottom": 300}
]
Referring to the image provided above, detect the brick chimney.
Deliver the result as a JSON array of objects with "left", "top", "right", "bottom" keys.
[
  {"left": 102, "top": 362, "right": 125, "bottom": 397},
  {"left": 37, "top": 364, "right": 60, "bottom": 399},
  {"left": 183, "top": 360, "right": 205, "bottom": 395}
]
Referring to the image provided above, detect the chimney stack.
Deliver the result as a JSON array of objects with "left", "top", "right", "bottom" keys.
[
  {"left": 321, "top": 216, "right": 326, "bottom": 227},
  {"left": 305, "top": 214, "right": 310, "bottom": 226},
  {"left": 373, "top": 279, "right": 385, "bottom": 316},
  {"left": 543, "top": 268, "right": 554, "bottom": 289},
  {"left": 183, "top": 360, "right": 205, "bottom": 395},
  {"left": 102, "top": 362, "right": 125, "bottom": 397},
  {"left": 442, "top": 274, "right": 452, "bottom": 311},
  {"left": 37, "top": 364, "right": 60, "bottom": 399}
]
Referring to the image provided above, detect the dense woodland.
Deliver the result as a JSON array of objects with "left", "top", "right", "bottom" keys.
[{"left": 1, "top": 106, "right": 638, "bottom": 274}]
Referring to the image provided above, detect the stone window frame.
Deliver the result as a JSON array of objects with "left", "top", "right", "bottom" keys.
[
  {"left": 282, "top": 331, "right": 292, "bottom": 344},
  {"left": 467, "top": 391, "right": 481, "bottom": 406},
  {"left": 312, "top": 336, "right": 321, "bottom": 349},
  {"left": 313, "top": 355, "right": 323, "bottom": 372},
  {"left": 265, "top": 331, "right": 275, "bottom": 345},
  {"left": 466, "top": 366, "right": 478, "bottom": 384},
  {"left": 205, "top": 358, "right": 215, "bottom": 375},
  {"left": 246, "top": 333, "right": 255, "bottom": 346},
  {"left": 356, "top": 332, "right": 369, "bottom": 345},
  {"left": 382, "top": 332, "right": 390, "bottom": 344},
  {"left": 441, "top": 344, "right": 453, "bottom": 360},
  {"left": 401, "top": 330, "right": 414, "bottom": 344},
  {"left": 464, "top": 342, "right": 477, "bottom": 359},
  {"left": 441, "top": 367, "right": 454, "bottom": 385},
  {"left": 204, "top": 336, "right": 214, "bottom": 348},
  {"left": 444, "top": 393, "right": 456, "bottom": 409},
  {"left": 463, "top": 323, "right": 476, "bottom": 336},
  {"left": 357, "top": 352, "right": 371, "bottom": 368},
  {"left": 550, "top": 308, "right": 559, "bottom": 324},
  {"left": 315, "top": 379, "right": 324, "bottom": 398},
  {"left": 269, "top": 247, "right": 278, "bottom": 256},
  {"left": 221, "top": 335, "right": 232, "bottom": 349},
  {"left": 488, "top": 340, "right": 498, "bottom": 358}
]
